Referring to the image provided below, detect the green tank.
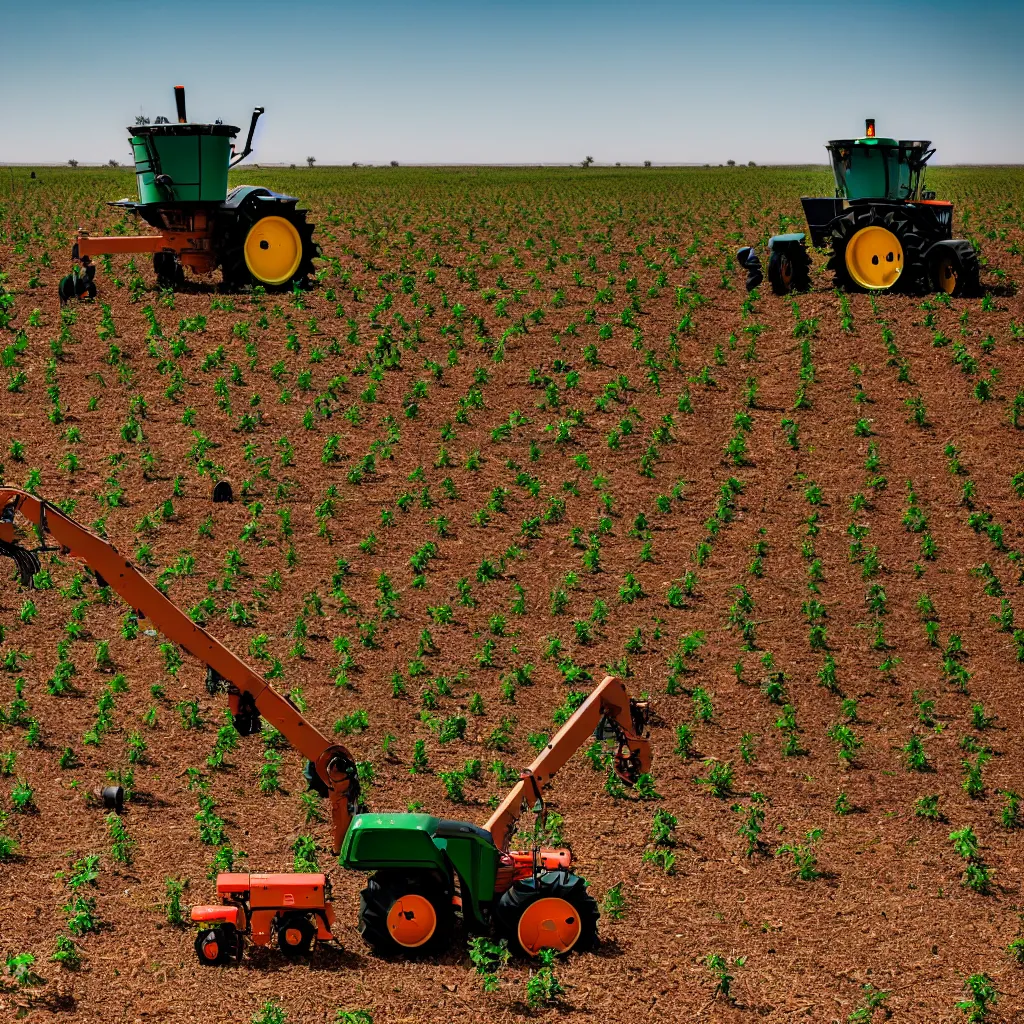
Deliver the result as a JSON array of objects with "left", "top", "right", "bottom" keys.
[
  {"left": 825, "top": 119, "right": 932, "bottom": 201},
  {"left": 130, "top": 122, "right": 238, "bottom": 204}
]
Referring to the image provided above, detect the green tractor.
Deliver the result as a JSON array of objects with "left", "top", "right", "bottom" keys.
[
  {"left": 741, "top": 118, "right": 980, "bottom": 298},
  {"left": 68, "top": 85, "right": 317, "bottom": 295}
]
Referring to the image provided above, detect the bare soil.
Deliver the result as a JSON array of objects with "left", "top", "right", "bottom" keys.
[{"left": 1, "top": 166, "right": 1023, "bottom": 1023}]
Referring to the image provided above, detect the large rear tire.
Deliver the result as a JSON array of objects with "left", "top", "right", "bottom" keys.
[
  {"left": 358, "top": 871, "right": 453, "bottom": 956},
  {"left": 494, "top": 869, "right": 599, "bottom": 957},
  {"left": 828, "top": 207, "right": 927, "bottom": 294},
  {"left": 218, "top": 202, "right": 317, "bottom": 291}
]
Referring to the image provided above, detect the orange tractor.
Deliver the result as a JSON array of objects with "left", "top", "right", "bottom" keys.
[
  {"left": 192, "top": 874, "right": 334, "bottom": 964},
  {"left": 0, "top": 489, "right": 652, "bottom": 963}
]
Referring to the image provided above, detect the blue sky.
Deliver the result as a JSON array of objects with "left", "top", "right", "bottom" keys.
[{"left": 2, "top": 0, "right": 1022, "bottom": 165}]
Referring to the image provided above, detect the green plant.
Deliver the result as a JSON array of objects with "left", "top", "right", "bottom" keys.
[
  {"left": 847, "top": 983, "right": 891, "bottom": 1023},
  {"left": 107, "top": 813, "right": 135, "bottom": 865},
  {"left": 164, "top": 878, "right": 187, "bottom": 925},
  {"left": 467, "top": 936, "right": 510, "bottom": 992},
  {"left": 696, "top": 758, "right": 733, "bottom": 797},
  {"left": 50, "top": 935, "right": 81, "bottom": 969},
  {"left": 601, "top": 882, "right": 627, "bottom": 920},
  {"left": 705, "top": 951, "right": 745, "bottom": 1003},
  {"left": 526, "top": 947, "right": 565, "bottom": 1007},
  {"left": 252, "top": 1002, "right": 288, "bottom": 1024},
  {"left": 956, "top": 973, "right": 998, "bottom": 1022},
  {"left": 778, "top": 829, "right": 823, "bottom": 880},
  {"left": 5, "top": 952, "right": 42, "bottom": 988}
]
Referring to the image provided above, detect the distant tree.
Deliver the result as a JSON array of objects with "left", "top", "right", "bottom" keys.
[
  {"left": 644, "top": 160, "right": 652, "bottom": 168},
  {"left": 108, "top": 159, "right": 119, "bottom": 168},
  {"left": 351, "top": 162, "right": 359, "bottom": 168},
  {"left": 727, "top": 159, "right": 736, "bottom": 167},
  {"left": 582, "top": 155, "right": 594, "bottom": 168},
  {"left": 290, "top": 163, "right": 296, "bottom": 169},
  {"left": 748, "top": 160, "right": 756, "bottom": 167},
  {"left": 615, "top": 161, "right": 621, "bottom": 167},
  {"left": 68, "top": 159, "right": 79, "bottom": 169},
  {"left": 135, "top": 115, "right": 151, "bottom": 126},
  {"left": 306, "top": 156, "right": 316, "bottom": 168},
  {"left": 390, "top": 160, "right": 399, "bottom": 167}
]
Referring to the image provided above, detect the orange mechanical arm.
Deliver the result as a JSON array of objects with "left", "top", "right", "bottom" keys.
[
  {"left": 484, "top": 674, "right": 651, "bottom": 852},
  {"left": 0, "top": 489, "right": 358, "bottom": 854}
]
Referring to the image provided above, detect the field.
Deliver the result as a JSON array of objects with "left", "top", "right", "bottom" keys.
[{"left": 2, "top": 163, "right": 1024, "bottom": 1023}]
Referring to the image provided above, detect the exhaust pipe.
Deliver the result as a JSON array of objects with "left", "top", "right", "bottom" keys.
[{"left": 174, "top": 85, "right": 187, "bottom": 124}]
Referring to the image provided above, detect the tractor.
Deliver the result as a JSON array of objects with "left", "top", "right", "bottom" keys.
[
  {"left": 66, "top": 85, "right": 317, "bottom": 296},
  {"left": 0, "top": 489, "right": 652, "bottom": 965},
  {"left": 743, "top": 119, "right": 980, "bottom": 298},
  {"left": 192, "top": 873, "right": 334, "bottom": 964}
]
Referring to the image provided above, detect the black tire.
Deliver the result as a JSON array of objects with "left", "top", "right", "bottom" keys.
[
  {"left": 194, "top": 923, "right": 241, "bottom": 966},
  {"left": 276, "top": 912, "right": 316, "bottom": 957},
  {"left": 494, "top": 869, "right": 599, "bottom": 958},
  {"left": 828, "top": 206, "right": 927, "bottom": 294},
  {"left": 217, "top": 200, "right": 317, "bottom": 292},
  {"left": 358, "top": 871, "right": 453, "bottom": 956},
  {"left": 768, "top": 242, "right": 811, "bottom": 295},
  {"left": 153, "top": 252, "right": 185, "bottom": 290},
  {"left": 926, "top": 239, "right": 980, "bottom": 298}
]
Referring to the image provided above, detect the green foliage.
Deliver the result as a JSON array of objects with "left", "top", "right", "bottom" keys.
[
  {"left": 777, "top": 829, "right": 823, "bottom": 880},
  {"left": 467, "top": 936, "right": 510, "bottom": 993},
  {"left": 601, "top": 882, "right": 627, "bottom": 920},
  {"left": 164, "top": 878, "right": 187, "bottom": 925},
  {"left": 526, "top": 948, "right": 565, "bottom": 1007},
  {"left": 705, "top": 952, "right": 746, "bottom": 1003},
  {"left": 252, "top": 1002, "right": 288, "bottom": 1024},
  {"left": 955, "top": 973, "right": 998, "bottom": 1022}
]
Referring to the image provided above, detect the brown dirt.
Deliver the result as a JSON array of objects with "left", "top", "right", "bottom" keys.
[{"left": 1, "top": 166, "right": 1024, "bottom": 1023}]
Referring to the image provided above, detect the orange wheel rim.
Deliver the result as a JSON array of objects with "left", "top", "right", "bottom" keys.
[
  {"left": 517, "top": 897, "right": 582, "bottom": 955},
  {"left": 284, "top": 928, "right": 303, "bottom": 947},
  {"left": 387, "top": 894, "right": 437, "bottom": 948},
  {"left": 203, "top": 939, "right": 219, "bottom": 960}
]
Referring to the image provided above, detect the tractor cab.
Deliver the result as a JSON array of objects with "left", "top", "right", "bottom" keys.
[{"left": 826, "top": 119, "right": 935, "bottom": 202}]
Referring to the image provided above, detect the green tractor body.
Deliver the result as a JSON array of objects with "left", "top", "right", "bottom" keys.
[
  {"left": 747, "top": 119, "right": 979, "bottom": 299},
  {"left": 340, "top": 812, "right": 500, "bottom": 928}
]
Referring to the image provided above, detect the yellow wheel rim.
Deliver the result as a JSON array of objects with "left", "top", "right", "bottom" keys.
[
  {"left": 845, "top": 225, "right": 903, "bottom": 290},
  {"left": 244, "top": 215, "right": 303, "bottom": 285},
  {"left": 936, "top": 258, "right": 957, "bottom": 294}
]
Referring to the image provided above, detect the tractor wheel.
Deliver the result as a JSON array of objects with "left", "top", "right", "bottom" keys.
[
  {"left": 768, "top": 242, "right": 810, "bottom": 295},
  {"left": 218, "top": 202, "right": 317, "bottom": 291},
  {"left": 828, "top": 207, "right": 927, "bottom": 294},
  {"left": 276, "top": 912, "right": 316, "bottom": 957},
  {"left": 358, "top": 871, "right": 453, "bottom": 956},
  {"left": 926, "top": 240, "right": 980, "bottom": 298},
  {"left": 153, "top": 252, "right": 185, "bottom": 290},
  {"left": 194, "top": 924, "right": 241, "bottom": 966},
  {"left": 494, "top": 869, "right": 599, "bottom": 957}
]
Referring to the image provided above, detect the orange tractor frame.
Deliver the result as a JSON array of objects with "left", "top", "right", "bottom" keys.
[{"left": 192, "top": 873, "right": 334, "bottom": 963}]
